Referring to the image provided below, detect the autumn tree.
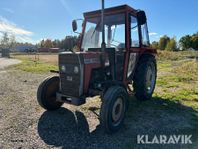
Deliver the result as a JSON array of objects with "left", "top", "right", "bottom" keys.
[
  {"left": 44, "top": 39, "right": 53, "bottom": 48},
  {"left": 39, "top": 36, "right": 79, "bottom": 50}
]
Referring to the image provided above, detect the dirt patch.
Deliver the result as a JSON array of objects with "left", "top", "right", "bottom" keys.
[{"left": 0, "top": 58, "right": 21, "bottom": 70}]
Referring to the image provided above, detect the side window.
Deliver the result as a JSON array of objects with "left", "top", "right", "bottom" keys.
[
  {"left": 141, "top": 23, "right": 150, "bottom": 46},
  {"left": 131, "top": 16, "right": 139, "bottom": 47}
]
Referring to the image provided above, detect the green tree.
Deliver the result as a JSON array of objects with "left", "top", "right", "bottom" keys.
[
  {"left": 61, "top": 36, "right": 78, "bottom": 50},
  {"left": 40, "top": 39, "right": 45, "bottom": 48},
  {"left": 165, "top": 38, "right": 178, "bottom": 51},
  {"left": 151, "top": 41, "right": 158, "bottom": 49},
  {"left": 52, "top": 39, "right": 61, "bottom": 48},
  {"left": 159, "top": 35, "right": 170, "bottom": 50},
  {"left": 39, "top": 36, "right": 79, "bottom": 50},
  {"left": 179, "top": 35, "right": 192, "bottom": 50},
  {"left": 191, "top": 34, "right": 198, "bottom": 50},
  {"left": 0, "top": 32, "right": 9, "bottom": 49},
  {"left": 0, "top": 32, "right": 16, "bottom": 49},
  {"left": 9, "top": 34, "right": 16, "bottom": 50}
]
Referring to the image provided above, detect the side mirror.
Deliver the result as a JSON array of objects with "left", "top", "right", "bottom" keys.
[
  {"left": 137, "top": 11, "right": 147, "bottom": 25},
  {"left": 72, "top": 20, "right": 77, "bottom": 32}
]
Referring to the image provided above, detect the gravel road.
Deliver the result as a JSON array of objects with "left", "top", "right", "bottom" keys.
[
  {"left": 0, "top": 63, "right": 197, "bottom": 148},
  {"left": 0, "top": 58, "right": 21, "bottom": 70},
  {"left": 0, "top": 69, "right": 128, "bottom": 149}
]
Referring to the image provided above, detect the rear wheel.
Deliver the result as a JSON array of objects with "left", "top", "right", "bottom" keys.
[
  {"left": 133, "top": 55, "right": 157, "bottom": 100},
  {"left": 100, "top": 86, "right": 128, "bottom": 133},
  {"left": 37, "top": 76, "right": 63, "bottom": 111}
]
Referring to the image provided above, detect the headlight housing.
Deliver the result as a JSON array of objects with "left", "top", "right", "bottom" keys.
[
  {"left": 74, "top": 66, "right": 79, "bottom": 74},
  {"left": 61, "top": 65, "right": 66, "bottom": 73}
]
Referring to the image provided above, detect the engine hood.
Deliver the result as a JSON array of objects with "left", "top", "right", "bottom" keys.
[{"left": 59, "top": 51, "right": 102, "bottom": 65}]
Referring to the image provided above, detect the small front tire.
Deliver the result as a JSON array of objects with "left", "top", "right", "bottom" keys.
[{"left": 37, "top": 76, "right": 63, "bottom": 111}]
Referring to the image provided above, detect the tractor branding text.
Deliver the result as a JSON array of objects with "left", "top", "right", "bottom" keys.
[{"left": 84, "top": 58, "right": 100, "bottom": 64}]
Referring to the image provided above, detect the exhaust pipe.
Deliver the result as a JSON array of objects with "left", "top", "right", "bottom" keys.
[{"left": 101, "top": 0, "right": 106, "bottom": 52}]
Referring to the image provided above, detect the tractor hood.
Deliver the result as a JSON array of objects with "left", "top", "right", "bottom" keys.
[
  {"left": 58, "top": 51, "right": 102, "bottom": 97},
  {"left": 59, "top": 51, "right": 102, "bottom": 65}
]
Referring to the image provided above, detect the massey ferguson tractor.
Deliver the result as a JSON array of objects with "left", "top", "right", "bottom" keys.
[{"left": 37, "top": 1, "right": 157, "bottom": 133}]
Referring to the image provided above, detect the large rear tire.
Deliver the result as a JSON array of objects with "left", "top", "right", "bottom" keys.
[
  {"left": 133, "top": 55, "right": 157, "bottom": 101},
  {"left": 37, "top": 76, "right": 63, "bottom": 111},
  {"left": 100, "top": 86, "right": 128, "bottom": 133}
]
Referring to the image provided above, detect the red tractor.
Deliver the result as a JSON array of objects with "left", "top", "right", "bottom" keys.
[{"left": 37, "top": 2, "right": 157, "bottom": 133}]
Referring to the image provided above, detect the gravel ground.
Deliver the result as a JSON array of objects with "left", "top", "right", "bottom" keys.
[
  {"left": 0, "top": 70, "right": 127, "bottom": 149},
  {"left": 0, "top": 65, "right": 198, "bottom": 148}
]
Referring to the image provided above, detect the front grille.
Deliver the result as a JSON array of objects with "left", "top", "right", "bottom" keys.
[{"left": 59, "top": 53, "right": 83, "bottom": 97}]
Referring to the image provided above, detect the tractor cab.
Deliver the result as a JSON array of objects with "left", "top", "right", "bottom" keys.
[
  {"left": 74, "top": 5, "right": 150, "bottom": 51},
  {"left": 72, "top": 5, "right": 154, "bottom": 80},
  {"left": 37, "top": 4, "right": 157, "bottom": 134}
]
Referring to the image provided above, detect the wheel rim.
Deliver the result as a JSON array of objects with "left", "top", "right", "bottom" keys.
[
  {"left": 145, "top": 63, "right": 156, "bottom": 94},
  {"left": 112, "top": 97, "right": 124, "bottom": 125}
]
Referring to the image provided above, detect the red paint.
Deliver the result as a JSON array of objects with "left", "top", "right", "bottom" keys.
[
  {"left": 82, "top": 52, "right": 102, "bottom": 93},
  {"left": 38, "top": 48, "right": 60, "bottom": 53},
  {"left": 78, "top": 5, "right": 157, "bottom": 93}
]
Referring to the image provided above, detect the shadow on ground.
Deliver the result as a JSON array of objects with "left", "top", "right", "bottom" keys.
[{"left": 38, "top": 96, "right": 198, "bottom": 149}]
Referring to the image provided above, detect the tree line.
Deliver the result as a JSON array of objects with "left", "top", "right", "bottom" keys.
[
  {"left": 1, "top": 31, "right": 198, "bottom": 52},
  {"left": 0, "top": 32, "right": 79, "bottom": 51},
  {"left": 0, "top": 32, "right": 16, "bottom": 50},
  {"left": 38, "top": 36, "right": 79, "bottom": 50},
  {"left": 151, "top": 32, "right": 198, "bottom": 51}
]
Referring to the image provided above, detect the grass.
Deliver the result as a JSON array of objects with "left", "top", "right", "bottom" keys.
[
  {"left": 157, "top": 50, "right": 198, "bottom": 61},
  {"left": 155, "top": 59, "right": 198, "bottom": 103},
  {"left": 132, "top": 52, "right": 198, "bottom": 148},
  {"left": 11, "top": 53, "right": 59, "bottom": 65},
  {"left": 10, "top": 54, "right": 58, "bottom": 73},
  {"left": 11, "top": 51, "right": 198, "bottom": 108},
  {"left": 11, "top": 51, "right": 198, "bottom": 103},
  {"left": 124, "top": 55, "right": 198, "bottom": 147}
]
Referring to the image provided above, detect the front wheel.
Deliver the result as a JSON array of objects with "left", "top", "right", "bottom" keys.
[
  {"left": 100, "top": 86, "right": 128, "bottom": 133},
  {"left": 37, "top": 76, "right": 63, "bottom": 111}
]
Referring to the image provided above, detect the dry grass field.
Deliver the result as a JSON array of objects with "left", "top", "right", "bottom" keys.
[
  {"left": 0, "top": 51, "right": 197, "bottom": 148},
  {"left": 13, "top": 53, "right": 59, "bottom": 65}
]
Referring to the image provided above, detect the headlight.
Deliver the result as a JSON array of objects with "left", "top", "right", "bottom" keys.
[
  {"left": 74, "top": 66, "right": 79, "bottom": 74},
  {"left": 61, "top": 65, "right": 66, "bottom": 73}
]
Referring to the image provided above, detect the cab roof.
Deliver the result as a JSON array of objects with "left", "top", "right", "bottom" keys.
[{"left": 84, "top": 5, "right": 138, "bottom": 18}]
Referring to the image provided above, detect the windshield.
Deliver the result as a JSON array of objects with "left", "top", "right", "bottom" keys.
[{"left": 82, "top": 13, "right": 125, "bottom": 51}]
